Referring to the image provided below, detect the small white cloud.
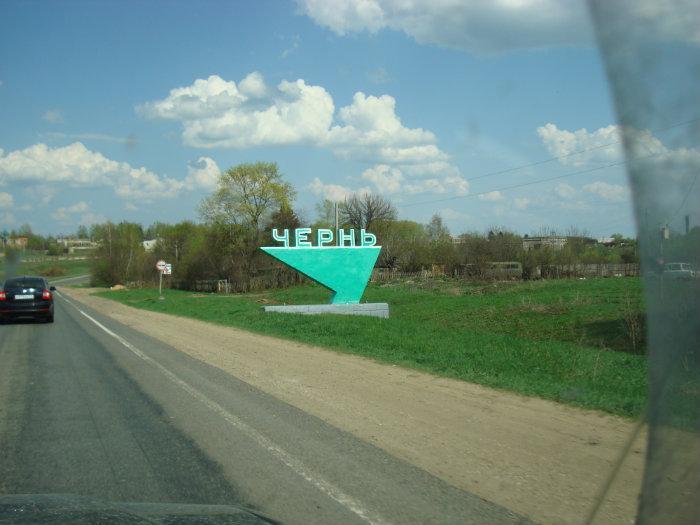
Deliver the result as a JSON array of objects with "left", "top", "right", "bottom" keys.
[
  {"left": 185, "top": 156, "right": 221, "bottom": 191},
  {"left": 42, "top": 109, "right": 64, "bottom": 124},
  {"left": 0, "top": 192, "right": 14, "bottom": 209},
  {"left": 478, "top": 190, "right": 504, "bottom": 202},
  {"left": 124, "top": 202, "right": 138, "bottom": 211},
  {"left": 514, "top": 197, "right": 530, "bottom": 210},
  {"left": 367, "top": 67, "right": 390, "bottom": 84},
  {"left": 51, "top": 201, "right": 90, "bottom": 222},
  {"left": 583, "top": 181, "right": 629, "bottom": 202},
  {"left": 554, "top": 182, "right": 576, "bottom": 199},
  {"left": 309, "top": 177, "right": 359, "bottom": 201},
  {"left": 361, "top": 164, "right": 403, "bottom": 193},
  {"left": 238, "top": 71, "right": 268, "bottom": 98},
  {"left": 280, "top": 35, "right": 301, "bottom": 59}
]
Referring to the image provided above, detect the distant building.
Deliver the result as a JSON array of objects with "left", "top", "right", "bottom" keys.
[
  {"left": 522, "top": 235, "right": 567, "bottom": 251},
  {"left": 6, "top": 236, "right": 29, "bottom": 249},
  {"left": 142, "top": 239, "right": 159, "bottom": 252},
  {"left": 598, "top": 237, "right": 617, "bottom": 247},
  {"left": 451, "top": 235, "right": 466, "bottom": 245},
  {"left": 57, "top": 237, "right": 98, "bottom": 253}
]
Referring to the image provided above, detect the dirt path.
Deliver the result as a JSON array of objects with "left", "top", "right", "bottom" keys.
[{"left": 62, "top": 287, "right": 645, "bottom": 525}]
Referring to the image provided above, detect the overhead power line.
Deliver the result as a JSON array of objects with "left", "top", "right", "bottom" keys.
[{"left": 399, "top": 160, "right": 628, "bottom": 209}]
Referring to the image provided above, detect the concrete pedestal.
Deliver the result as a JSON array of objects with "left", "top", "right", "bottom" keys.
[{"left": 262, "top": 303, "right": 389, "bottom": 318}]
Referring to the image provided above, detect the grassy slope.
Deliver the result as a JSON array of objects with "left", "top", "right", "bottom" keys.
[
  {"left": 0, "top": 256, "right": 92, "bottom": 281},
  {"left": 97, "top": 278, "right": 647, "bottom": 418}
]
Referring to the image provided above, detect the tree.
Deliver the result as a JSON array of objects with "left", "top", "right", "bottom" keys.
[
  {"left": 199, "top": 162, "right": 296, "bottom": 236},
  {"left": 76, "top": 225, "right": 89, "bottom": 239},
  {"left": 340, "top": 193, "right": 397, "bottom": 230},
  {"left": 314, "top": 199, "right": 336, "bottom": 229},
  {"left": 426, "top": 214, "right": 450, "bottom": 242}
]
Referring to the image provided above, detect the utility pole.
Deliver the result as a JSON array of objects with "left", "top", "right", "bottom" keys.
[{"left": 334, "top": 201, "right": 339, "bottom": 233}]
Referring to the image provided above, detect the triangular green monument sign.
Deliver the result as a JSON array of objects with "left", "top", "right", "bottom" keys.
[{"left": 260, "top": 228, "right": 380, "bottom": 304}]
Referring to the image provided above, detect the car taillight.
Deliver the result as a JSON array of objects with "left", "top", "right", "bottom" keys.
[
  {"left": 42, "top": 289, "right": 52, "bottom": 300},
  {"left": 0, "top": 291, "right": 5, "bottom": 301}
]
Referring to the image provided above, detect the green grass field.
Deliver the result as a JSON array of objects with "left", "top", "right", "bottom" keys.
[
  {"left": 0, "top": 255, "right": 92, "bottom": 282},
  {"left": 97, "top": 277, "right": 648, "bottom": 418}
]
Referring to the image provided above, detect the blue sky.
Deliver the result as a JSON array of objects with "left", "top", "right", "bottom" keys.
[{"left": 1, "top": 0, "right": 694, "bottom": 238}]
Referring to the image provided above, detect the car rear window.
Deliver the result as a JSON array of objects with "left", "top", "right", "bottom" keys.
[{"left": 3, "top": 278, "right": 46, "bottom": 289}]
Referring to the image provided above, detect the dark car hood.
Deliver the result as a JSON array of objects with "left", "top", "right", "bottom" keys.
[{"left": 0, "top": 494, "right": 280, "bottom": 525}]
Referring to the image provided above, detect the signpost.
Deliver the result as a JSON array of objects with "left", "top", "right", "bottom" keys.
[{"left": 156, "top": 260, "right": 168, "bottom": 300}]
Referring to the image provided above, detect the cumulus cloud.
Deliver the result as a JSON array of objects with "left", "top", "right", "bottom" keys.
[
  {"left": 554, "top": 182, "right": 576, "bottom": 199},
  {"left": 42, "top": 109, "right": 64, "bottom": 124},
  {"left": 185, "top": 156, "right": 221, "bottom": 191},
  {"left": 0, "top": 142, "right": 184, "bottom": 201},
  {"left": 583, "top": 181, "right": 629, "bottom": 202},
  {"left": 309, "top": 177, "right": 369, "bottom": 201},
  {"left": 51, "top": 201, "right": 90, "bottom": 222},
  {"left": 296, "top": 0, "right": 592, "bottom": 53},
  {"left": 141, "top": 72, "right": 468, "bottom": 197},
  {"left": 478, "top": 190, "right": 504, "bottom": 202},
  {"left": 139, "top": 74, "right": 334, "bottom": 149},
  {"left": 297, "top": 0, "right": 699, "bottom": 53}
]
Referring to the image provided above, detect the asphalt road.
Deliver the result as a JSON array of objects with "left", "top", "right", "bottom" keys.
[{"left": 0, "top": 291, "right": 532, "bottom": 525}]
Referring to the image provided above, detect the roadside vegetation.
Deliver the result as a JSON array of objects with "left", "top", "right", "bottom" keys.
[
  {"left": 98, "top": 277, "right": 647, "bottom": 418},
  {"left": 0, "top": 251, "right": 92, "bottom": 282}
]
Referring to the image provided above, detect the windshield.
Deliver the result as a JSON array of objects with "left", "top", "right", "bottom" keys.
[
  {"left": 3, "top": 278, "right": 45, "bottom": 289},
  {"left": 1, "top": 2, "right": 698, "bottom": 525}
]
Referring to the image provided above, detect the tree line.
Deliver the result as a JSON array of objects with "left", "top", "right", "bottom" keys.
[{"left": 82, "top": 161, "right": 639, "bottom": 289}]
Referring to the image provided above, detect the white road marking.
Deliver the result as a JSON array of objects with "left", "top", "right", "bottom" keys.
[{"left": 57, "top": 293, "right": 388, "bottom": 525}]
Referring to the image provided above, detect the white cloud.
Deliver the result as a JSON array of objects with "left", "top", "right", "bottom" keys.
[
  {"left": 280, "top": 35, "right": 301, "bottom": 59},
  {"left": 51, "top": 201, "right": 90, "bottom": 222},
  {"left": 537, "top": 123, "right": 623, "bottom": 166},
  {"left": 514, "top": 197, "right": 530, "bottom": 210},
  {"left": 309, "top": 177, "right": 370, "bottom": 201},
  {"left": 554, "top": 182, "right": 576, "bottom": 199},
  {"left": 583, "top": 181, "right": 629, "bottom": 202},
  {"left": 0, "top": 142, "right": 184, "bottom": 201},
  {"left": 42, "top": 109, "right": 64, "bottom": 124},
  {"left": 297, "top": 0, "right": 699, "bottom": 53},
  {"left": 185, "top": 156, "right": 221, "bottom": 191},
  {"left": 0, "top": 192, "right": 14, "bottom": 209},
  {"left": 296, "top": 0, "right": 592, "bottom": 53},
  {"left": 361, "top": 164, "right": 403, "bottom": 193},
  {"left": 139, "top": 74, "right": 334, "bottom": 149},
  {"left": 140, "top": 72, "right": 464, "bottom": 197},
  {"left": 124, "top": 202, "right": 138, "bottom": 211},
  {"left": 478, "top": 190, "right": 504, "bottom": 202}
]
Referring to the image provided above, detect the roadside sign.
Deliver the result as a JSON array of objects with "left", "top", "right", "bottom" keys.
[
  {"left": 163, "top": 263, "right": 172, "bottom": 275},
  {"left": 156, "top": 259, "right": 167, "bottom": 271}
]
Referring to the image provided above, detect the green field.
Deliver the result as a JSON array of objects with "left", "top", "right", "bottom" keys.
[
  {"left": 97, "top": 277, "right": 648, "bottom": 418},
  {"left": 0, "top": 255, "right": 92, "bottom": 282}
]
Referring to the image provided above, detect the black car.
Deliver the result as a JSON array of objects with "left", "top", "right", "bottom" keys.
[{"left": 0, "top": 276, "right": 55, "bottom": 323}]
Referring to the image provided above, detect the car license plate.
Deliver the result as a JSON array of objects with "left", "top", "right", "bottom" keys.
[{"left": 15, "top": 294, "right": 34, "bottom": 300}]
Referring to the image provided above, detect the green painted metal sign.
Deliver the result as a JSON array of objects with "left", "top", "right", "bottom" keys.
[{"left": 261, "top": 228, "right": 381, "bottom": 304}]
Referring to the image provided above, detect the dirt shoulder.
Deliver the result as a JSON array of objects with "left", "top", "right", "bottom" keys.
[{"left": 62, "top": 287, "right": 645, "bottom": 525}]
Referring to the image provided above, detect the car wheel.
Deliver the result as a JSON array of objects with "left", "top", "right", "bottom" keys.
[{"left": 46, "top": 314, "right": 54, "bottom": 323}]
